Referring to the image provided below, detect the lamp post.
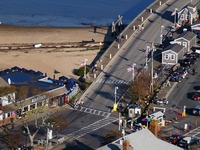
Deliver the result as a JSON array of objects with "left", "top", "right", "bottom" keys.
[
  {"left": 83, "top": 59, "right": 88, "bottom": 79},
  {"left": 160, "top": 25, "right": 165, "bottom": 45},
  {"left": 114, "top": 86, "right": 118, "bottom": 104},
  {"left": 132, "top": 63, "right": 136, "bottom": 81}
]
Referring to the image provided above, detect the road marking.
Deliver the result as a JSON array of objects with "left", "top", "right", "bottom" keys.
[
  {"left": 96, "top": 78, "right": 130, "bottom": 85},
  {"left": 73, "top": 106, "right": 111, "bottom": 117},
  {"left": 67, "top": 117, "right": 118, "bottom": 139}
]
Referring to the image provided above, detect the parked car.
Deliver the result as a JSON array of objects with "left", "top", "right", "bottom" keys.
[
  {"left": 177, "top": 136, "right": 199, "bottom": 148},
  {"left": 170, "top": 74, "right": 182, "bottom": 82},
  {"left": 181, "top": 57, "right": 195, "bottom": 66},
  {"left": 167, "top": 134, "right": 183, "bottom": 145},
  {"left": 192, "top": 92, "right": 200, "bottom": 101},
  {"left": 186, "top": 52, "right": 200, "bottom": 60},
  {"left": 153, "top": 98, "right": 168, "bottom": 105},
  {"left": 192, "top": 105, "right": 200, "bottom": 116}
]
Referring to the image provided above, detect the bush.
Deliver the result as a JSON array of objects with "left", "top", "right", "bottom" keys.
[{"left": 76, "top": 66, "right": 90, "bottom": 76}]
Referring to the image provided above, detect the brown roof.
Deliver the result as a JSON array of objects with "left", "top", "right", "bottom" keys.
[
  {"left": 0, "top": 77, "right": 9, "bottom": 87},
  {"left": 177, "top": 31, "right": 196, "bottom": 41},
  {"left": 18, "top": 85, "right": 67, "bottom": 107},
  {"left": 164, "top": 44, "right": 184, "bottom": 54}
]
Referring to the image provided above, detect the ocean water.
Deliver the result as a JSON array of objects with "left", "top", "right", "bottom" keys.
[{"left": 0, "top": 0, "right": 155, "bottom": 27}]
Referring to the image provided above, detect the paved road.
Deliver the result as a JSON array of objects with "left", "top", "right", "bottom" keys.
[
  {"left": 82, "top": 0, "right": 194, "bottom": 113},
  {"left": 54, "top": 0, "right": 200, "bottom": 149},
  {"left": 160, "top": 58, "right": 200, "bottom": 139}
]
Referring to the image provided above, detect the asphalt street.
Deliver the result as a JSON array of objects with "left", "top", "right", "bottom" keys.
[
  {"left": 82, "top": 0, "right": 194, "bottom": 113},
  {"left": 161, "top": 58, "right": 200, "bottom": 140}
]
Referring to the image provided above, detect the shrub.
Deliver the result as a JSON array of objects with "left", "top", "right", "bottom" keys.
[{"left": 76, "top": 66, "right": 90, "bottom": 76}]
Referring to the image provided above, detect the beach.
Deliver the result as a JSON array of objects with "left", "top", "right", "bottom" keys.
[{"left": 0, "top": 25, "right": 114, "bottom": 79}]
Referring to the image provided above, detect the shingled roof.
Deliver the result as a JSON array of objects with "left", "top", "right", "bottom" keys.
[
  {"left": 177, "top": 31, "right": 196, "bottom": 41},
  {"left": 164, "top": 44, "right": 184, "bottom": 54}
]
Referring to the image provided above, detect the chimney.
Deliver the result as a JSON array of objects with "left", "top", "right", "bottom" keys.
[
  {"left": 149, "top": 120, "right": 159, "bottom": 137},
  {"left": 123, "top": 140, "right": 130, "bottom": 150}
]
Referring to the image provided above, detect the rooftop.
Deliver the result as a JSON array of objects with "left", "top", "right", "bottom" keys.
[{"left": 97, "top": 129, "right": 182, "bottom": 150}]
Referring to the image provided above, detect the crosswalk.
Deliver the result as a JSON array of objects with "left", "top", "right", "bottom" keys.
[
  {"left": 73, "top": 106, "right": 111, "bottom": 118},
  {"left": 67, "top": 117, "right": 118, "bottom": 139},
  {"left": 95, "top": 78, "right": 131, "bottom": 85},
  {"left": 184, "top": 126, "right": 200, "bottom": 139}
]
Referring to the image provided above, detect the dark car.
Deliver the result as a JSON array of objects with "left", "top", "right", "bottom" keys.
[
  {"left": 182, "top": 57, "right": 195, "bottom": 66},
  {"left": 170, "top": 72, "right": 182, "bottom": 82},
  {"left": 167, "top": 134, "right": 183, "bottom": 144},
  {"left": 186, "top": 52, "right": 200, "bottom": 60},
  {"left": 177, "top": 137, "right": 200, "bottom": 149},
  {"left": 192, "top": 92, "right": 200, "bottom": 101},
  {"left": 192, "top": 109, "right": 200, "bottom": 116}
]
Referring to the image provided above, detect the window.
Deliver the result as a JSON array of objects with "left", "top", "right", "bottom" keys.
[
  {"left": 7, "top": 112, "right": 10, "bottom": 118},
  {"left": 181, "top": 14, "right": 184, "bottom": 20},
  {"left": 183, "top": 42, "right": 187, "bottom": 48},
  {"left": 165, "top": 54, "right": 169, "bottom": 60},
  {"left": 171, "top": 54, "right": 175, "bottom": 60},
  {"left": 30, "top": 104, "right": 36, "bottom": 110},
  {"left": 24, "top": 106, "right": 28, "bottom": 112},
  {"left": 37, "top": 101, "right": 43, "bottom": 107},
  {"left": 8, "top": 95, "right": 11, "bottom": 103}
]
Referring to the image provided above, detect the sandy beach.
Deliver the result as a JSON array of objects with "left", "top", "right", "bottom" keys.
[{"left": 0, "top": 25, "right": 114, "bottom": 79}]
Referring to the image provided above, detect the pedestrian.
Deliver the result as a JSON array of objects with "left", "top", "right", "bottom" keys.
[
  {"left": 141, "top": 24, "right": 144, "bottom": 31},
  {"left": 192, "top": 68, "right": 196, "bottom": 75},
  {"left": 184, "top": 123, "right": 188, "bottom": 132},
  {"left": 81, "top": 100, "right": 84, "bottom": 105},
  {"left": 189, "top": 125, "right": 192, "bottom": 131}
]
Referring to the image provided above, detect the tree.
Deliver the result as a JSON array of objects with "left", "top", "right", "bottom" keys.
[
  {"left": 129, "top": 71, "right": 150, "bottom": 102},
  {"left": 76, "top": 66, "right": 89, "bottom": 76},
  {"left": 46, "top": 115, "right": 70, "bottom": 137}
]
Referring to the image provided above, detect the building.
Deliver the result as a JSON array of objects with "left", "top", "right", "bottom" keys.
[
  {"left": 162, "top": 44, "right": 185, "bottom": 65},
  {"left": 0, "top": 77, "right": 17, "bottom": 125},
  {"left": 97, "top": 129, "right": 182, "bottom": 150},
  {"left": 149, "top": 111, "right": 165, "bottom": 127},
  {"left": 128, "top": 104, "right": 142, "bottom": 118},
  {"left": 177, "top": 2, "right": 199, "bottom": 26},
  {"left": 0, "top": 67, "right": 79, "bottom": 124},
  {"left": 174, "top": 31, "right": 197, "bottom": 52}
]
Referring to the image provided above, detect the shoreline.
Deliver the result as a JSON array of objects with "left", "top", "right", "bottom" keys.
[
  {"left": 0, "top": 23, "right": 114, "bottom": 79},
  {"left": 0, "top": 24, "right": 113, "bottom": 44}
]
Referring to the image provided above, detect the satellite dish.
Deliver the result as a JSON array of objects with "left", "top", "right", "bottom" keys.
[{"left": 8, "top": 78, "right": 11, "bottom": 85}]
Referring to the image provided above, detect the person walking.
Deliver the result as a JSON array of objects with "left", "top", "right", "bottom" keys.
[
  {"left": 189, "top": 124, "right": 192, "bottom": 131},
  {"left": 184, "top": 123, "right": 188, "bottom": 132}
]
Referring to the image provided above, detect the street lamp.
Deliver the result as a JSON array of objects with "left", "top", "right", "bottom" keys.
[
  {"left": 132, "top": 63, "right": 136, "bottom": 81},
  {"left": 82, "top": 59, "right": 88, "bottom": 79},
  {"left": 160, "top": 25, "right": 165, "bottom": 45},
  {"left": 114, "top": 86, "right": 119, "bottom": 104}
]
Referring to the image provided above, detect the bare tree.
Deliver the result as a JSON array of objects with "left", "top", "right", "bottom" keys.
[{"left": 129, "top": 71, "right": 150, "bottom": 102}]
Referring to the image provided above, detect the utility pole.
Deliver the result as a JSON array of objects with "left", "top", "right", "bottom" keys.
[{"left": 150, "top": 43, "right": 156, "bottom": 93}]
